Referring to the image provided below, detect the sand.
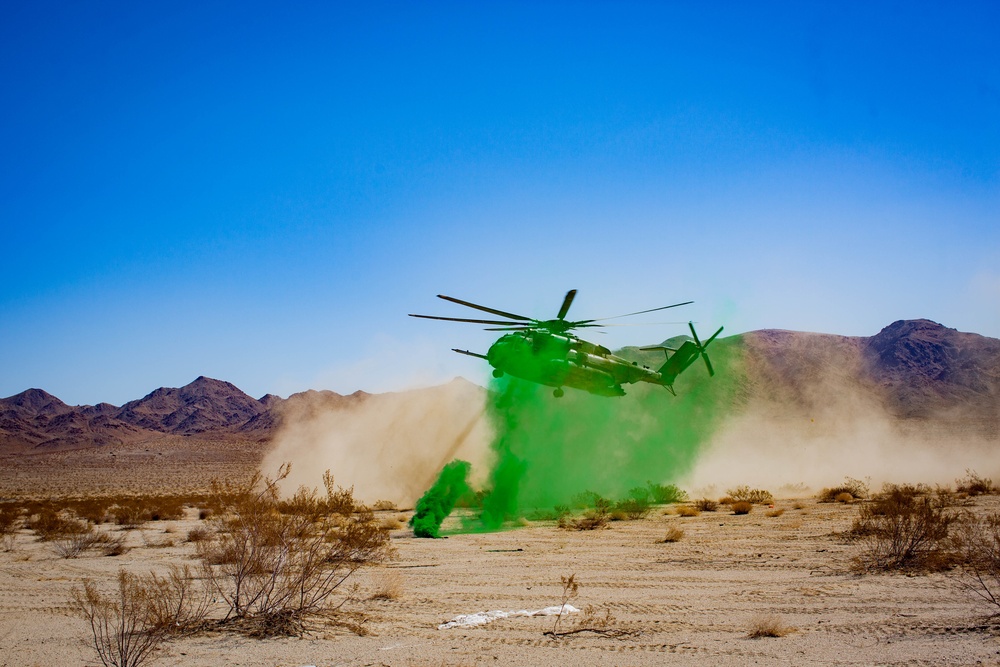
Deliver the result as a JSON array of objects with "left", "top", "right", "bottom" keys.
[{"left": 2, "top": 496, "right": 999, "bottom": 666}]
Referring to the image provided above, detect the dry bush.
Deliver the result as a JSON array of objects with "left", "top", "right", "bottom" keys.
[
  {"left": 676, "top": 506, "right": 700, "bottom": 517},
  {"left": 54, "top": 527, "right": 128, "bottom": 559},
  {"left": 0, "top": 505, "right": 20, "bottom": 536},
  {"left": 695, "top": 498, "right": 718, "bottom": 512},
  {"left": 72, "top": 570, "right": 164, "bottom": 667},
  {"left": 818, "top": 477, "right": 870, "bottom": 503},
  {"left": 662, "top": 527, "right": 684, "bottom": 543},
  {"left": 379, "top": 516, "right": 405, "bottom": 530},
  {"left": 27, "top": 508, "right": 87, "bottom": 541},
  {"left": 372, "top": 499, "right": 397, "bottom": 511},
  {"left": 145, "top": 564, "right": 211, "bottom": 635},
  {"left": 766, "top": 508, "right": 785, "bottom": 518},
  {"left": 956, "top": 470, "right": 995, "bottom": 496},
  {"left": 186, "top": 526, "right": 213, "bottom": 543},
  {"left": 368, "top": 568, "right": 403, "bottom": 601},
  {"left": 953, "top": 512, "right": 1000, "bottom": 617},
  {"left": 560, "top": 511, "right": 610, "bottom": 531},
  {"left": 727, "top": 486, "right": 774, "bottom": 505},
  {"left": 852, "top": 483, "right": 957, "bottom": 572},
  {"left": 792, "top": 502, "right": 805, "bottom": 510},
  {"left": 747, "top": 614, "right": 796, "bottom": 638},
  {"left": 731, "top": 501, "right": 753, "bottom": 515},
  {"left": 835, "top": 492, "right": 854, "bottom": 504},
  {"left": 198, "top": 464, "right": 393, "bottom": 636}
]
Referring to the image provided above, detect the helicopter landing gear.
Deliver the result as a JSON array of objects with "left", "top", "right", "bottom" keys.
[
  {"left": 553, "top": 387, "right": 564, "bottom": 398},
  {"left": 492, "top": 369, "right": 504, "bottom": 378}
]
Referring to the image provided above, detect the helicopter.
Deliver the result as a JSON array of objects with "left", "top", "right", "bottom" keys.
[{"left": 409, "top": 290, "right": 723, "bottom": 397}]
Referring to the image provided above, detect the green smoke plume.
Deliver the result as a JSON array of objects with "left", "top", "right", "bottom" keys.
[
  {"left": 410, "top": 459, "right": 471, "bottom": 538},
  {"left": 473, "top": 339, "right": 740, "bottom": 527}
]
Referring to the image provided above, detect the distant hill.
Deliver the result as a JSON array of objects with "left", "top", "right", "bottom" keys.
[{"left": 2, "top": 319, "right": 998, "bottom": 452}]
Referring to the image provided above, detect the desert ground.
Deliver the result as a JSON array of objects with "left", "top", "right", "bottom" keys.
[{"left": 1, "top": 442, "right": 999, "bottom": 667}]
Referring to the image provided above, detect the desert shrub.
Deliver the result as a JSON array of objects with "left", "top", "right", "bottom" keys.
[
  {"left": 952, "top": 513, "right": 1000, "bottom": 617},
  {"left": 676, "top": 506, "right": 700, "bottom": 517},
  {"left": 747, "top": 614, "right": 795, "bottom": 638},
  {"left": 53, "top": 526, "right": 119, "bottom": 559},
  {"left": 146, "top": 564, "right": 211, "bottom": 635},
  {"left": 28, "top": 508, "right": 89, "bottom": 541},
  {"left": 73, "top": 566, "right": 208, "bottom": 667},
  {"left": 731, "top": 501, "right": 753, "bottom": 515},
  {"left": 111, "top": 502, "right": 149, "bottom": 529},
  {"left": 766, "top": 508, "right": 785, "bottom": 518},
  {"left": 835, "top": 492, "right": 854, "bottom": 504},
  {"left": 613, "top": 494, "right": 651, "bottom": 520},
  {"left": 646, "top": 482, "right": 688, "bottom": 504},
  {"left": 852, "top": 484, "right": 957, "bottom": 572},
  {"left": 662, "top": 527, "right": 684, "bottom": 542},
  {"left": 186, "top": 525, "right": 213, "bottom": 543},
  {"left": 956, "top": 470, "right": 995, "bottom": 497},
  {"left": 559, "top": 505, "right": 609, "bottom": 531},
  {"left": 199, "top": 464, "right": 393, "bottom": 636},
  {"left": 695, "top": 498, "right": 718, "bottom": 512},
  {"left": 570, "top": 491, "right": 611, "bottom": 510},
  {"left": 0, "top": 505, "right": 21, "bottom": 535},
  {"left": 727, "top": 486, "right": 773, "bottom": 505},
  {"left": 818, "top": 477, "right": 870, "bottom": 503},
  {"left": 372, "top": 499, "right": 397, "bottom": 511}
]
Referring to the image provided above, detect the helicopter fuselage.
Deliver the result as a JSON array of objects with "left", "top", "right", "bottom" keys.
[{"left": 486, "top": 330, "right": 661, "bottom": 397}]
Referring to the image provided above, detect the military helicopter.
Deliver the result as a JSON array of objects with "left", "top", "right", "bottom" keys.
[{"left": 409, "top": 290, "right": 723, "bottom": 397}]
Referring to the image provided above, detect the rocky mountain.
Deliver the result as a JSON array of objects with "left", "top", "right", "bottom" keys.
[{"left": 2, "top": 319, "right": 997, "bottom": 452}]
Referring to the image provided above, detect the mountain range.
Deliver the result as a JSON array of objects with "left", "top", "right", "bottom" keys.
[{"left": 2, "top": 319, "right": 998, "bottom": 452}]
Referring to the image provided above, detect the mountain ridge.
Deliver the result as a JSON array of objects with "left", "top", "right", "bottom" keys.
[{"left": 2, "top": 319, "right": 998, "bottom": 452}]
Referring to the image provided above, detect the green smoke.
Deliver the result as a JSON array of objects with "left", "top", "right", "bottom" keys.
[
  {"left": 410, "top": 459, "right": 471, "bottom": 538},
  {"left": 473, "top": 339, "right": 740, "bottom": 526}
]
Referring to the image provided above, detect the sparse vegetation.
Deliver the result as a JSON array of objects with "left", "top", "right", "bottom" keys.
[
  {"left": 956, "top": 470, "right": 995, "bottom": 497},
  {"left": 695, "top": 498, "right": 718, "bottom": 512},
  {"left": 613, "top": 488, "right": 652, "bottom": 520},
  {"left": 819, "top": 477, "right": 870, "bottom": 503},
  {"left": 726, "top": 486, "right": 774, "bottom": 505},
  {"left": 766, "top": 508, "right": 785, "bottom": 518},
  {"left": 73, "top": 567, "right": 206, "bottom": 667},
  {"left": 953, "top": 512, "right": 1000, "bottom": 617},
  {"left": 662, "top": 527, "right": 684, "bottom": 542},
  {"left": 731, "top": 501, "right": 753, "bottom": 515},
  {"left": 368, "top": 568, "right": 404, "bottom": 601},
  {"left": 646, "top": 482, "right": 688, "bottom": 504},
  {"left": 746, "top": 614, "right": 796, "bottom": 638},
  {"left": 676, "top": 506, "right": 700, "bottom": 517},
  {"left": 851, "top": 483, "right": 957, "bottom": 572},
  {"left": 197, "top": 465, "right": 393, "bottom": 636}
]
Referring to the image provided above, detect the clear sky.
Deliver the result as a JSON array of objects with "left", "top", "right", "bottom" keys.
[{"left": 2, "top": 1, "right": 998, "bottom": 406}]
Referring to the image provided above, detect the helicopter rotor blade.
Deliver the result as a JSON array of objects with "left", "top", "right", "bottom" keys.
[
  {"left": 409, "top": 314, "right": 529, "bottom": 326},
  {"left": 703, "top": 326, "right": 724, "bottom": 347},
  {"left": 436, "top": 295, "right": 532, "bottom": 321},
  {"left": 579, "top": 300, "right": 694, "bottom": 325},
  {"left": 556, "top": 289, "right": 577, "bottom": 320},
  {"left": 702, "top": 353, "right": 715, "bottom": 377},
  {"left": 688, "top": 321, "right": 703, "bottom": 348}
]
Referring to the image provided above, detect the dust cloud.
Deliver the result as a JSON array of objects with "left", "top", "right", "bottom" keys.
[
  {"left": 261, "top": 379, "right": 492, "bottom": 507},
  {"left": 683, "top": 334, "right": 999, "bottom": 498}
]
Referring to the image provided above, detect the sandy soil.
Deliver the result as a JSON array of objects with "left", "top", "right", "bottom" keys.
[{"left": 2, "top": 496, "right": 999, "bottom": 667}]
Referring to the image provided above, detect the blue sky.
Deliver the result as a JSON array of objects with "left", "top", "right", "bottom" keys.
[{"left": 2, "top": 1, "right": 998, "bottom": 406}]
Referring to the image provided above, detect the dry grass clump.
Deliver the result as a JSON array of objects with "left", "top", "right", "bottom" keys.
[
  {"left": 372, "top": 499, "right": 397, "bottom": 511},
  {"left": 695, "top": 498, "right": 718, "bottom": 512},
  {"left": 956, "top": 470, "right": 996, "bottom": 497},
  {"left": 851, "top": 483, "right": 957, "bottom": 572},
  {"left": 662, "top": 527, "right": 684, "bottom": 543},
  {"left": 186, "top": 525, "right": 213, "bottom": 543},
  {"left": 731, "top": 501, "right": 753, "bottom": 515},
  {"left": 379, "top": 516, "right": 406, "bottom": 530},
  {"left": 0, "top": 505, "right": 21, "bottom": 536},
  {"left": 54, "top": 527, "right": 128, "bottom": 559},
  {"left": 726, "top": 486, "right": 774, "bottom": 505},
  {"left": 368, "top": 568, "right": 404, "bottom": 601},
  {"left": 676, "top": 506, "right": 700, "bottom": 517},
  {"left": 818, "top": 477, "right": 870, "bottom": 503},
  {"left": 766, "top": 508, "right": 785, "bottom": 518},
  {"left": 746, "top": 614, "right": 796, "bottom": 638}
]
